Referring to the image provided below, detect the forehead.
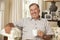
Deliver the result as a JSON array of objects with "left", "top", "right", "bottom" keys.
[
  {"left": 5, "top": 25, "right": 11, "bottom": 28},
  {"left": 30, "top": 5, "right": 39, "bottom": 9}
]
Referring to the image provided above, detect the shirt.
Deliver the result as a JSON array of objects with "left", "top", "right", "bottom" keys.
[
  {"left": 0, "top": 27, "right": 21, "bottom": 40},
  {"left": 15, "top": 18, "right": 54, "bottom": 40}
]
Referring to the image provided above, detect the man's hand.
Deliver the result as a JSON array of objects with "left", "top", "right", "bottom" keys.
[
  {"left": 43, "top": 35, "right": 52, "bottom": 40},
  {"left": 37, "top": 30, "right": 44, "bottom": 38},
  {"left": 37, "top": 30, "right": 53, "bottom": 40}
]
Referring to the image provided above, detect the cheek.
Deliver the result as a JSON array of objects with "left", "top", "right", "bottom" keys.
[
  {"left": 36, "top": 9, "right": 40, "bottom": 12},
  {"left": 36, "top": 10, "right": 40, "bottom": 15},
  {"left": 30, "top": 11, "right": 34, "bottom": 14},
  {"left": 8, "top": 28, "right": 12, "bottom": 31},
  {"left": 5, "top": 27, "right": 11, "bottom": 31},
  {"left": 30, "top": 12, "right": 33, "bottom": 16}
]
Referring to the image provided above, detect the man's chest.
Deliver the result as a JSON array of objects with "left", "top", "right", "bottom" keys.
[{"left": 23, "top": 20, "right": 46, "bottom": 33}]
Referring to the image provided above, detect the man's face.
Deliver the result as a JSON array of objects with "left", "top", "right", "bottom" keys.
[{"left": 29, "top": 5, "right": 40, "bottom": 19}]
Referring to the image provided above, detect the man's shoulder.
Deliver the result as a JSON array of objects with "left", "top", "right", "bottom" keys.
[
  {"left": 21, "top": 17, "right": 31, "bottom": 21},
  {"left": 16, "top": 17, "right": 31, "bottom": 23},
  {"left": 23, "top": 17, "right": 31, "bottom": 20}
]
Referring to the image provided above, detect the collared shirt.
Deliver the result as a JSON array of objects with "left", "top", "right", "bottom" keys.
[{"left": 15, "top": 18, "right": 54, "bottom": 40}]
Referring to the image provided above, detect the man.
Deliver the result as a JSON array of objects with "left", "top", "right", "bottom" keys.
[{"left": 15, "top": 3, "right": 54, "bottom": 40}]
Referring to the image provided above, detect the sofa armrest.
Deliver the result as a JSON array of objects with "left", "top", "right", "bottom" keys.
[{"left": 15, "top": 37, "right": 21, "bottom": 40}]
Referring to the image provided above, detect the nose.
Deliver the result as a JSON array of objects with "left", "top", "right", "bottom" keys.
[{"left": 32, "top": 10, "right": 36, "bottom": 13}]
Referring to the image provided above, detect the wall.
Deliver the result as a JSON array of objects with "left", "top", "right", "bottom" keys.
[{"left": 56, "top": 2, "right": 60, "bottom": 11}]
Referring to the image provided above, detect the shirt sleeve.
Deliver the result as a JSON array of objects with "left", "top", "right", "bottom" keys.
[
  {"left": 44, "top": 20, "right": 54, "bottom": 35},
  {"left": 14, "top": 19, "right": 24, "bottom": 27}
]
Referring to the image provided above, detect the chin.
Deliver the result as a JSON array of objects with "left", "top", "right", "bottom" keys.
[{"left": 32, "top": 17, "right": 36, "bottom": 19}]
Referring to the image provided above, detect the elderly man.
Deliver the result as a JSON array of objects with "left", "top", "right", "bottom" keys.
[{"left": 15, "top": 3, "right": 54, "bottom": 40}]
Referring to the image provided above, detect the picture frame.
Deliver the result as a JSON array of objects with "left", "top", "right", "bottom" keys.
[{"left": 45, "top": 14, "right": 52, "bottom": 20}]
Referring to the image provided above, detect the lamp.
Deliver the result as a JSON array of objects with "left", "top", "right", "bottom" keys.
[{"left": 44, "top": 0, "right": 60, "bottom": 14}]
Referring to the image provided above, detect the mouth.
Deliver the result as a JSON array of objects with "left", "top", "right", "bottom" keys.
[
  {"left": 33, "top": 13, "right": 36, "bottom": 15},
  {"left": 32, "top": 13, "right": 36, "bottom": 15}
]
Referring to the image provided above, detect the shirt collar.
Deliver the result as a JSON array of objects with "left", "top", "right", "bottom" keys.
[{"left": 31, "top": 16, "right": 41, "bottom": 21}]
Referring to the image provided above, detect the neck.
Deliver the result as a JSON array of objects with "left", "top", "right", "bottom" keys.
[{"left": 33, "top": 16, "right": 40, "bottom": 20}]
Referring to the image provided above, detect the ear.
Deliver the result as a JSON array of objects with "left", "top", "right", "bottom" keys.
[{"left": 39, "top": 9, "right": 40, "bottom": 12}]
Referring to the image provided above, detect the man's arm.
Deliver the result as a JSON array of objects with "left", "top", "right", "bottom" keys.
[
  {"left": 43, "top": 35, "right": 53, "bottom": 40},
  {"left": 37, "top": 30, "right": 53, "bottom": 40},
  {"left": 14, "top": 19, "right": 24, "bottom": 30}
]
